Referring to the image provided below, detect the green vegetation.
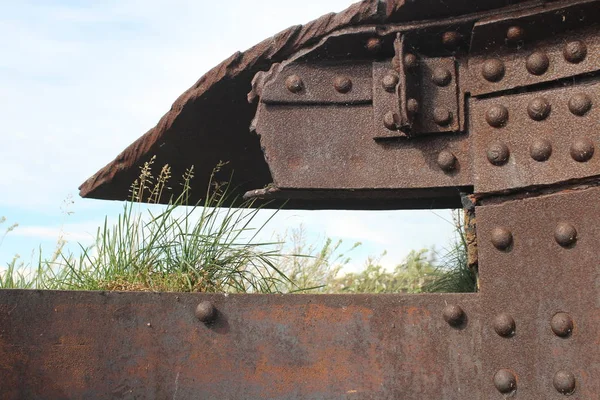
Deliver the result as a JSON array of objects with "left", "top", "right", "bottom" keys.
[{"left": 0, "top": 160, "right": 476, "bottom": 294}]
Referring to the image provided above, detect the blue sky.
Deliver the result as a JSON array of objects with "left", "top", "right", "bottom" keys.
[{"left": 0, "top": 0, "right": 457, "bottom": 272}]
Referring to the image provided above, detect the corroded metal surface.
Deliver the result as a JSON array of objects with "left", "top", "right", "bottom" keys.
[
  {"left": 78, "top": 0, "right": 533, "bottom": 207},
  {"left": 477, "top": 187, "right": 600, "bottom": 398},
  {"left": 0, "top": 291, "right": 482, "bottom": 399}
]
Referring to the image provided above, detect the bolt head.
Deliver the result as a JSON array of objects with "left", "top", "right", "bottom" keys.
[
  {"left": 487, "top": 142, "right": 510, "bottom": 166},
  {"left": 506, "top": 25, "right": 525, "bottom": 42},
  {"left": 493, "top": 313, "right": 516, "bottom": 337},
  {"left": 482, "top": 59, "right": 505, "bottom": 82},
  {"left": 554, "top": 222, "right": 577, "bottom": 248},
  {"left": 406, "top": 98, "right": 419, "bottom": 117},
  {"left": 442, "top": 31, "right": 462, "bottom": 48},
  {"left": 527, "top": 97, "right": 551, "bottom": 121},
  {"left": 382, "top": 72, "right": 399, "bottom": 92},
  {"left": 285, "top": 75, "right": 304, "bottom": 93},
  {"left": 551, "top": 312, "right": 574, "bottom": 338},
  {"left": 195, "top": 301, "right": 217, "bottom": 323},
  {"left": 485, "top": 104, "right": 509, "bottom": 128},
  {"left": 433, "top": 107, "right": 452, "bottom": 126},
  {"left": 563, "top": 40, "right": 587, "bottom": 64},
  {"left": 494, "top": 369, "right": 517, "bottom": 394},
  {"left": 334, "top": 76, "right": 352, "bottom": 93},
  {"left": 443, "top": 304, "right": 465, "bottom": 327},
  {"left": 570, "top": 138, "right": 595, "bottom": 162},
  {"left": 404, "top": 53, "right": 418, "bottom": 69},
  {"left": 553, "top": 371, "right": 576, "bottom": 395},
  {"left": 365, "top": 37, "right": 382, "bottom": 53},
  {"left": 437, "top": 150, "right": 457, "bottom": 172},
  {"left": 526, "top": 52, "right": 550, "bottom": 75},
  {"left": 529, "top": 139, "right": 552, "bottom": 162},
  {"left": 568, "top": 93, "right": 592, "bottom": 116},
  {"left": 491, "top": 227, "right": 513, "bottom": 251},
  {"left": 383, "top": 111, "right": 400, "bottom": 130},
  {"left": 431, "top": 67, "right": 452, "bottom": 86}
]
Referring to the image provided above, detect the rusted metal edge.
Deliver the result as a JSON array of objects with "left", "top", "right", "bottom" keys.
[
  {"left": 78, "top": 0, "right": 533, "bottom": 207},
  {"left": 0, "top": 289, "right": 482, "bottom": 399}
]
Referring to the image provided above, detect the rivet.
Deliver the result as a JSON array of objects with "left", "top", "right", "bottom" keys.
[
  {"left": 530, "top": 139, "right": 552, "bottom": 162},
  {"left": 383, "top": 111, "right": 400, "bottom": 130},
  {"left": 527, "top": 97, "right": 551, "bottom": 121},
  {"left": 563, "top": 40, "right": 587, "bottom": 64},
  {"left": 404, "top": 53, "right": 418, "bottom": 69},
  {"left": 553, "top": 371, "right": 576, "bottom": 395},
  {"left": 554, "top": 222, "right": 577, "bottom": 248},
  {"left": 568, "top": 93, "right": 592, "bottom": 116},
  {"left": 195, "top": 301, "right": 217, "bottom": 323},
  {"left": 485, "top": 104, "right": 509, "bottom": 128},
  {"left": 551, "top": 312, "right": 574, "bottom": 337},
  {"left": 442, "top": 31, "right": 462, "bottom": 48},
  {"left": 493, "top": 313, "right": 516, "bottom": 337},
  {"left": 365, "top": 37, "right": 382, "bottom": 53},
  {"left": 382, "top": 72, "right": 399, "bottom": 93},
  {"left": 285, "top": 75, "right": 303, "bottom": 93},
  {"left": 432, "top": 67, "right": 452, "bottom": 86},
  {"left": 487, "top": 142, "right": 510, "bottom": 166},
  {"left": 526, "top": 52, "right": 549, "bottom": 75},
  {"left": 406, "top": 98, "right": 419, "bottom": 117},
  {"left": 491, "top": 227, "right": 513, "bottom": 251},
  {"left": 334, "top": 76, "right": 352, "bottom": 93},
  {"left": 433, "top": 107, "right": 452, "bottom": 126},
  {"left": 482, "top": 59, "right": 505, "bottom": 82},
  {"left": 443, "top": 304, "right": 465, "bottom": 327},
  {"left": 506, "top": 25, "right": 525, "bottom": 42},
  {"left": 494, "top": 369, "right": 517, "bottom": 394},
  {"left": 437, "top": 150, "right": 457, "bottom": 172},
  {"left": 570, "top": 138, "right": 595, "bottom": 162}
]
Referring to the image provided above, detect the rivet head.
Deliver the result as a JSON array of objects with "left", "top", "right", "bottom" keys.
[
  {"left": 382, "top": 72, "right": 399, "bottom": 93},
  {"left": 485, "top": 104, "right": 509, "bottom": 128},
  {"left": 553, "top": 371, "right": 576, "bottom": 395},
  {"left": 437, "top": 150, "right": 457, "bottom": 172},
  {"left": 506, "top": 25, "right": 525, "bottom": 42},
  {"left": 285, "top": 75, "right": 304, "bottom": 93},
  {"left": 526, "top": 52, "right": 549, "bottom": 75},
  {"left": 551, "top": 312, "right": 574, "bottom": 337},
  {"left": 195, "top": 301, "right": 217, "bottom": 323},
  {"left": 491, "top": 227, "right": 513, "bottom": 251},
  {"left": 487, "top": 142, "right": 510, "bottom": 166},
  {"left": 404, "top": 53, "right": 418, "bottom": 69},
  {"left": 406, "top": 98, "right": 419, "bottom": 117},
  {"left": 563, "top": 40, "right": 587, "bottom": 64},
  {"left": 530, "top": 139, "right": 552, "bottom": 162},
  {"left": 334, "top": 76, "right": 352, "bottom": 93},
  {"left": 442, "top": 31, "right": 462, "bottom": 48},
  {"left": 365, "top": 37, "right": 382, "bottom": 53},
  {"left": 493, "top": 313, "right": 516, "bottom": 337},
  {"left": 494, "top": 369, "right": 517, "bottom": 394},
  {"left": 554, "top": 222, "right": 577, "bottom": 248},
  {"left": 433, "top": 107, "right": 452, "bottom": 126},
  {"left": 568, "top": 93, "right": 592, "bottom": 116},
  {"left": 570, "top": 138, "right": 595, "bottom": 162},
  {"left": 527, "top": 97, "right": 551, "bottom": 121},
  {"left": 482, "top": 59, "right": 505, "bottom": 82},
  {"left": 443, "top": 304, "right": 465, "bottom": 327},
  {"left": 432, "top": 67, "right": 452, "bottom": 86},
  {"left": 383, "top": 111, "right": 400, "bottom": 130}
]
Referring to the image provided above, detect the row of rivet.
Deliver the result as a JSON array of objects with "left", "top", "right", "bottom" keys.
[
  {"left": 365, "top": 31, "right": 463, "bottom": 54},
  {"left": 485, "top": 94, "right": 593, "bottom": 128},
  {"left": 486, "top": 138, "right": 595, "bottom": 165},
  {"left": 285, "top": 74, "right": 353, "bottom": 94},
  {"left": 481, "top": 39, "right": 588, "bottom": 82},
  {"left": 443, "top": 304, "right": 576, "bottom": 395},
  {"left": 491, "top": 222, "right": 578, "bottom": 250}
]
